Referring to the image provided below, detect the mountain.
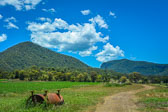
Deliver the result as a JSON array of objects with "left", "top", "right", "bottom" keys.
[
  {"left": 0, "top": 41, "right": 89, "bottom": 71},
  {"left": 101, "top": 59, "right": 168, "bottom": 75}
]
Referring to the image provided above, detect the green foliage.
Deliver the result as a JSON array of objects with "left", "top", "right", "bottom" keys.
[
  {"left": 1, "top": 65, "right": 168, "bottom": 84},
  {"left": 119, "top": 76, "right": 127, "bottom": 83},
  {"left": 128, "top": 72, "right": 142, "bottom": 83},
  {"left": 90, "top": 71, "right": 97, "bottom": 82},
  {"left": 0, "top": 41, "right": 125, "bottom": 83},
  {"left": 96, "top": 75, "right": 102, "bottom": 82},
  {"left": 19, "top": 70, "right": 25, "bottom": 80},
  {"left": 1, "top": 65, "right": 120, "bottom": 82},
  {"left": 101, "top": 59, "right": 168, "bottom": 75},
  {"left": 0, "top": 42, "right": 88, "bottom": 71},
  {"left": 1, "top": 42, "right": 167, "bottom": 84}
]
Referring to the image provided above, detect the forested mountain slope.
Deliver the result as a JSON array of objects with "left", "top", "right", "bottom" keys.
[
  {"left": 0, "top": 42, "right": 89, "bottom": 71},
  {"left": 101, "top": 59, "right": 168, "bottom": 75}
]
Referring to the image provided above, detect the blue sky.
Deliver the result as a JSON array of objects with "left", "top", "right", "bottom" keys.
[{"left": 0, "top": 0, "right": 168, "bottom": 68}]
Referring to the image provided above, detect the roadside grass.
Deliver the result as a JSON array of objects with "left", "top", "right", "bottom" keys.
[
  {"left": 0, "top": 81, "right": 143, "bottom": 112},
  {"left": 104, "top": 82, "right": 131, "bottom": 87},
  {"left": 137, "top": 85, "right": 168, "bottom": 112}
]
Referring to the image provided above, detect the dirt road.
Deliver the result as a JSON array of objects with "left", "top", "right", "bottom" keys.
[{"left": 95, "top": 85, "right": 154, "bottom": 112}]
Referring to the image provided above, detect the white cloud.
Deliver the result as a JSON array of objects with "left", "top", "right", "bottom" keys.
[
  {"left": 0, "top": 34, "right": 7, "bottom": 42},
  {"left": 0, "top": 14, "right": 3, "bottom": 19},
  {"left": 37, "top": 17, "right": 51, "bottom": 22},
  {"left": 89, "top": 15, "right": 108, "bottom": 29},
  {"left": 27, "top": 18, "right": 68, "bottom": 32},
  {"left": 96, "top": 43, "right": 124, "bottom": 62},
  {"left": 42, "top": 8, "right": 56, "bottom": 13},
  {"left": 27, "top": 17, "right": 109, "bottom": 56},
  {"left": 109, "top": 11, "right": 117, "bottom": 18},
  {"left": 79, "top": 46, "right": 97, "bottom": 57},
  {"left": 0, "top": 0, "right": 42, "bottom": 11},
  {"left": 81, "top": 9, "right": 91, "bottom": 15},
  {"left": 4, "top": 17, "right": 19, "bottom": 29},
  {"left": 5, "top": 22, "right": 19, "bottom": 29},
  {"left": 4, "top": 17, "right": 16, "bottom": 22}
]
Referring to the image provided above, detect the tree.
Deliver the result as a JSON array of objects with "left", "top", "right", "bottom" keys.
[
  {"left": 1, "top": 71, "right": 9, "bottom": 79},
  {"left": 70, "top": 76, "right": 76, "bottom": 82},
  {"left": 48, "top": 72, "right": 54, "bottom": 81},
  {"left": 119, "top": 76, "right": 127, "bottom": 83},
  {"left": 141, "top": 76, "right": 148, "bottom": 84},
  {"left": 8, "top": 73, "right": 15, "bottom": 79},
  {"left": 40, "top": 74, "right": 49, "bottom": 81},
  {"left": 90, "top": 71, "right": 97, "bottom": 82},
  {"left": 96, "top": 75, "right": 102, "bottom": 82},
  {"left": 56, "top": 72, "right": 66, "bottom": 81},
  {"left": 76, "top": 73, "right": 84, "bottom": 82},
  {"left": 65, "top": 72, "right": 71, "bottom": 81},
  {"left": 151, "top": 77, "right": 161, "bottom": 83},
  {"left": 83, "top": 72, "right": 91, "bottom": 82},
  {"left": 102, "top": 74, "right": 111, "bottom": 82},
  {"left": 128, "top": 72, "right": 142, "bottom": 83},
  {"left": 19, "top": 70, "right": 25, "bottom": 80},
  {"left": 14, "top": 70, "right": 20, "bottom": 79}
]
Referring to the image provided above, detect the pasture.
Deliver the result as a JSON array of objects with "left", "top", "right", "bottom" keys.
[
  {"left": 137, "top": 85, "right": 168, "bottom": 112},
  {"left": 0, "top": 80, "right": 142, "bottom": 112}
]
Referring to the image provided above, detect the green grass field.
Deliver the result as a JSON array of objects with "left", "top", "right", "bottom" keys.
[
  {"left": 0, "top": 81, "right": 99, "bottom": 94},
  {"left": 137, "top": 85, "right": 168, "bottom": 112},
  {"left": 0, "top": 80, "right": 143, "bottom": 112}
]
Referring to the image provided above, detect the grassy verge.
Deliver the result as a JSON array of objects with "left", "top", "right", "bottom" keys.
[
  {"left": 0, "top": 81, "right": 143, "bottom": 112},
  {"left": 104, "top": 82, "right": 131, "bottom": 87},
  {"left": 137, "top": 85, "right": 168, "bottom": 112}
]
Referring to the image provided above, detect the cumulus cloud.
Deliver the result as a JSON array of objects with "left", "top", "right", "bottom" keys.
[
  {"left": 28, "top": 18, "right": 68, "bottom": 32},
  {"left": 0, "top": 34, "right": 7, "bottom": 42},
  {"left": 4, "top": 17, "right": 19, "bottom": 29},
  {"left": 37, "top": 17, "right": 51, "bottom": 22},
  {"left": 89, "top": 15, "right": 108, "bottom": 29},
  {"left": 109, "top": 11, "right": 117, "bottom": 18},
  {"left": 27, "top": 17, "right": 109, "bottom": 56},
  {"left": 96, "top": 43, "right": 124, "bottom": 62},
  {"left": 42, "top": 8, "right": 56, "bottom": 13},
  {"left": 0, "top": 14, "right": 3, "bottom": 19},
  {"left": 79, "top": 46, "right": 97, "bottom": 57},
  {"left": 0, "top": 0, "right": 42, "bottom": 10},
  {"left": 81, "top": 9, "right": 91, "bottom": 15}
]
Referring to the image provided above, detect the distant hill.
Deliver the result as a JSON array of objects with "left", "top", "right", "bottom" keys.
[
  {"left": 0, "top": 42, "right": 89, "bottom": 71},
  {"left": 101, "top": 59, "right": 168, "bottom": 75}
]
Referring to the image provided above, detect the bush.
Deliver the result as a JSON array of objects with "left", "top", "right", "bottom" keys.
[{"left": 104, "top": 82, "right": 127, "bottom": 87}]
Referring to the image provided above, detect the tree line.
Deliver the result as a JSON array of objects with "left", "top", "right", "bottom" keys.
[{"left": 0, "top": 66, "right": 168, "bottom": 84}]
